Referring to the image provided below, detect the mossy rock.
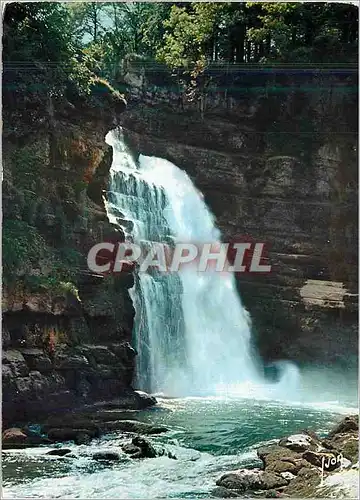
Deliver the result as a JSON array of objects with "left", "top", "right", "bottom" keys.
[{"left": 89, "top": 78, "right": 126, "bottom": 115}]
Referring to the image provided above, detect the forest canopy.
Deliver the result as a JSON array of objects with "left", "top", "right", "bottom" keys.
[{"left": 3, "top": 1, "right": 358, "bottom": 91}]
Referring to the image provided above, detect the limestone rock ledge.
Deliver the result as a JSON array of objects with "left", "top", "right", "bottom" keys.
[{"left": 214, "top": 415, "right": 359, "bottom": 498}]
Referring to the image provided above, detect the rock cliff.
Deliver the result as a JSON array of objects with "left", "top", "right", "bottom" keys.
[
  {"left": 2, "top": 85, "right": 150, "bottom": 425},
  {"left": 119, "top": 63, "right": 358, "bottom": 366}
]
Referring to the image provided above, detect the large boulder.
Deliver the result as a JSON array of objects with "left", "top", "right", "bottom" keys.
[
  {"left": 41, "top": 412, "right": 99, "bottom": 432},
  {"left": 327, "top": 432, "right": 359, "bottom": 464},
  {"left": 121, "top": 436, "right": 176, "bottom": 459},
  {"left": 281, "top": 466, "right": 321, "bottom": 497},
  {"left": 47, "top": 427, "right": 97, "bottom": 443},
  {"left": 216, "top": 468, "right": 288, "bottom": 492},
  {"left": 100, "top": 419, "right": 168, "bottom": 435},
  {"left": 122, "top": 436, "right": 158, "bottom": 459},
  {"left": 302, "top": 450, "right": 343, "bottom": 471},
  {"left": 46, "top": 448, "right": 72, "bottom": 457},
  {"left": 121, "top": 390, "right": 157, "bottom": 409},
  {"left": 3, "top": 427, "right": 27, "bottom": 443},
  {"left": 92, "top": 451, "right": 122, "bottom": 461},
  {"left": 257, "top": 444, "right": 310, "bottom": 475},
  {"left": 2, "top": 349, "right": 29, "bottom": 377},
  {"left": 323, "top": 415, "right": 359, "bottom": 464},
  {"left": 83, "top": 390, "right": 157, "bottom": 411},
  {"left": 2, "top": 427, "right": 52, "bottom": 449},
  {"left": 327, "top": 415, "right": 358, "bottom": 438},
  {"left": 211, "top": 486, "right": 239, "bottom": 498},
  {"left": 278, "top": 433, "right": 320, "bottom": 452}
]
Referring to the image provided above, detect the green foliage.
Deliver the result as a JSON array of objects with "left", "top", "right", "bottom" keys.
[
  {"left": 11, "top": 144, "right": 44, "bottom": 191},
  {"left": 3, "top": 2, "right": 98, "bottom": 128},
  {"left": 58, "top": 281, "right": 81, "bottom": 301},
  {"left": 156, "top": 2, "right": 357, "bottom": 75},
  {"left": 65, "top": 3, "right": 172, "bottom": 80},
  {"left": 5, "top": 2, "right": 356, "bottom": 102},
  {"left": 157, "top": 6, "right": 206, "bottom": 72},
  {"left": 2, "top": 220, "right": 48, "bottom": 281},
  {"left": 2, "top": 218, "right": 83, "bottom": 290}
]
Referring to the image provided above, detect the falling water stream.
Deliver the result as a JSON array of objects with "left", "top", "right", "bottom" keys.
[
  {"left": 105, "top": 128, "right": 298, "bottom": 398},
  {"left": 2, "top": 128, "right": 357, "bottom": 499}
]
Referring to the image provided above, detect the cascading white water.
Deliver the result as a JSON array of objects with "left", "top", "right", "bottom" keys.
[{"left": 105, "top": 128, "right": 299, "bottom": 398}]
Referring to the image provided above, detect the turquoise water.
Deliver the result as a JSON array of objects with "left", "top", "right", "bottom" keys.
[{"left": 2, "top": 395, "right": 357, "bottom": 499}]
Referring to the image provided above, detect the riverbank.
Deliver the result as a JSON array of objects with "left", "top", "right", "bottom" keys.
[{"left": 215, "top": 414, "right": 359, "bottom": 498}]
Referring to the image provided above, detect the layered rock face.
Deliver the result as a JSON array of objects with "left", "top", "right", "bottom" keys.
[
  {"left": 2, "top": 91, "right": 143, "bottom": 425},
  {"left": 119, "top": 65, "right": 358, "bottom": 366}
]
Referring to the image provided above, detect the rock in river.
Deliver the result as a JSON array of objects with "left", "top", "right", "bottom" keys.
[
  {"left": 100, "top": 419, "right": 168, "bottom": 435},
  {"left": 216, "top": 468, "right": 288, "bottom": 492}
]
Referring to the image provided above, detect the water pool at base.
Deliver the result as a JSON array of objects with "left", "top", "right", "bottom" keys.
[{"left": 3, "top": 396, "right": 357, "bottom": 499}]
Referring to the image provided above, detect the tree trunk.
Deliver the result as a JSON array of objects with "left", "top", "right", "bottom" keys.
[
  {"left": 236, "top": 25, "right": 245, "bottom": 63},
  {"left": 92, "top": 5, "right": 98, "bottom": 43},
  {"left": 246, "top": 41, "right": 251, "bottom": 62}
]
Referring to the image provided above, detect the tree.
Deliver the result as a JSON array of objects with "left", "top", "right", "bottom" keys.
[
  {"left": 68, "top": 2, "right": 107, "bottom": 43},
  {"left": 157, "top": 4, "right": 224, "bottom": 73}
]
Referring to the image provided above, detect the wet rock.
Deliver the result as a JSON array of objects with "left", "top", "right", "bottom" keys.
[
  {"left": 122, "top": 442, "right": 140, "bottom": 456},
  {"left": 122, "top": 435, "right": 157, "bottom": 458},
  {"left": 2, "top": 427, "right": 52, "bottom": 449},
  {"left": 257, "top": 444, "right": 308, "bottom": 475},
  {"left": 282, "top": 466, "right": 321, "bottom": 497},
  {"left": 46, "top": 448, "right": 72, "bottom": 456},
  {"left": 278, "top": 433, "right": 319, "bottom": 452},
  {"left": 81, "top": 390, "right": 157, "bottom": 411},
  {"left": 74, "top": 431, "right": 92, "bottom": 445},
  {"left": 216, "top": 468, "right": 288, "bottom": 492},
  {"left": 100, "top": 419, "right": 168, "bottom": 435},
  {"left": 91, "top": 410, "right": 138, "bottom": 421},
  {"left": 42, "top": 415, "right": 100, "bottom": 436},
  {"left": 110, "top": 342, "right": 137, "bottom": 362},
  {"left": 302, "top": 450, "right": 342, "bottom": 471},
  {"left": 328, "top": 432, "right": 359, "bottom": 463},
  {"left": 47, "top": 427, "right": 97, "bottom": 443},
  {"left": 92, "top": 451, "right": 122, "bottom": 461},
  {"left": 23, "top": 423, "right": 44, "bottom": 437},
  {"left": 328, "top": 415, "right": 358, "bottom": 438},
  {"left": 211, "top": 486, "right": 240, "bottom": 498},
  {"left": 123, "top": 390, "right": 157, "bottom": 409},
  {"left": 3, "top": 427, "right": 27, "bottom": 443},
  {"left": 124, "top": 435, "right": 176, "bottom": 460}
]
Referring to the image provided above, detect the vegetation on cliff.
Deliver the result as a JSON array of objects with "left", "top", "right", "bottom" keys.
[
  {"left": 3, "top": 3, "right": 123, "bottom": 289},
  {"left": 3, "top": 1, "right": 358, "bottom": 289}
]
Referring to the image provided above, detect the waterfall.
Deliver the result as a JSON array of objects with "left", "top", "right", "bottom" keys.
[{"left": 105, "top": 128, "right": 298, "bottom": 398}]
